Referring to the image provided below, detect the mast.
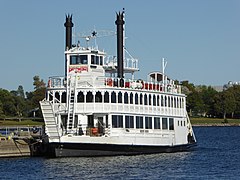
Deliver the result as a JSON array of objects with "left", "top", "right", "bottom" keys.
[{"left": 162, "top": 58, "right": 167, "bottom": 90}]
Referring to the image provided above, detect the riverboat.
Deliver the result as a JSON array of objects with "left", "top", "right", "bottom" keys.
[{"left": 40, "top": 11, "right": 196, "bottom": 157}]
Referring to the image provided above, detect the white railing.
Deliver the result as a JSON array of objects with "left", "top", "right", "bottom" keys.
[
  {"left": 75, "top": 103, "right": 185, "bottom": 117},
  {"left": 48, "top": 76, "right": 66, "bottom": 88},
  {"left": 104, "top": 56, "right": 139, "bottom": 70},
  {"left": 47, "top": 75, "right": 182, "bottom": 94}
]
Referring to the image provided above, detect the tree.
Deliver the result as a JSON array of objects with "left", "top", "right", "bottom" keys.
[
  {"left": 198, "top": 85, "right": 218, "bottom": 117},
  {"left": 28, "top": 76, "right": 46, "bottom": 117},
  {"left": 214, "top": 90, "right": 236, "bottom": 119},
  {"left": 17, "top": 85, "right": 25, "bottom": 98},
  {"left": 33, "top": 75, "right": 46, "bottom": 90},
  {"left": 0, "top": 101, "right": 4, "bottom": 117},
  {"left": 0, "top": 89, "right": 17, "bottom": 116}
]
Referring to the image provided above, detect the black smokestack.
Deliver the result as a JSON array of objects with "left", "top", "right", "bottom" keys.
[
  {"left": 115, "top": 11, "right": 125, "bottom": 85},
  {"left": 64, "top": 14, "right": 74, "bottom": 50}
]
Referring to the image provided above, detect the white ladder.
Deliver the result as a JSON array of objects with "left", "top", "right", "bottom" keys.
[{"left": 67, "top": 76, "right": 77, "bottom": 132}]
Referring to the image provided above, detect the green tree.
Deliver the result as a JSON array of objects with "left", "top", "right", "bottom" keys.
[
  {"left": 0, "top": 101, "right": 4, "bottom": 117},
  {"left": 17, "top": 85, "right": 25, "bottom": 98},
  {"left": 198, "top": 85, "right": 218, "bottom": 117},
  {"left": 33, "top": 76, "right": 46, "bottom": 90},
  {"left": 214, "top": 90, "right": 236, "bottom": 119},
  {"left": 28, "top": 76, "right": 46, "bottom": 117},
  {"left": 0, "top": 88, "right": 17, "bottom": 116}
]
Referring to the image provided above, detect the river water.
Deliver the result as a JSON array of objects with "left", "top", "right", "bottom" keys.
[{"left": 0, "top": 126, "right": 240, "bottom": 179}]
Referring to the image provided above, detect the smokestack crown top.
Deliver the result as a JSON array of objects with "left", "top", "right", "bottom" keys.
[
  {"left": 64, "top": 14, "right": 74, "bottom": 27},
  {"left": 115, "top": 11, "right": 125, "bottom": 25}
]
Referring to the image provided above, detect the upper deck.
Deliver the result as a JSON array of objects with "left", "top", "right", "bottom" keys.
[{"left": 47, "top": 75, "right": 182, "bottom": 95}]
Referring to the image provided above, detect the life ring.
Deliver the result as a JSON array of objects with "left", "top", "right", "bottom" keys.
[
  {"left": 107, "top": 78, "right": 113, "bottom": 86},
  {"left": 92, "top": 128, "right": 98, "bottom": 135}
]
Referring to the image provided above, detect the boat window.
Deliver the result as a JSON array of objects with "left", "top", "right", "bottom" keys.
[
  {"left": 100, "top": 56, "right": 103, "bottom": 65},
  {"left": 161, "top": 96, "right": 164, "bottom": 106},
  {"left": 140, "top": 93, "right": 143, "bottom": 105},
  {"left": 149, "top": 94, "right": 152, "bottom": 105},
  {"left": 162, "top": 118, "right": 168, "bottom": 130},
  {"left": 154, "top": 117, "right": 161, "bottom": 129},
  {"left": 111, "top": 92, "right": 116, "bottom": 103},
  {"left": 70, "top": 55, "right": 88, "bottom": 65},
  {"left": 168, "top": 96, "right": 171, "bottom": 107},
  {"left": 91, "top": 55, "right": 102, "bottom": 65},
  {"left": 96, "top": 56, "right": 99, "bottom": 65},
  {"left": 135, "top": 93, "right": 139, "bottom": 105},
  {"left": 124, "top": 92, "right": 128, "bottom": 104},
  {"left": 104, "top": 92, "right": 109, "bottom": 103},
  {"left": 153, "top": 95, "right": 156, "bottom": 106},
  {"left": 144, "top": 94, "right": 148, "bottom": 105},
  {"left": 77, "top": 92, "right": 84, "bottom": 102},
  {"left": 157, "top": 95, "right": 160, "bottom": 106},
  {"left": 86, "top": 92, "right": 93, "bottom": 102},
  {"left": 112, "top": 115, "right": 123, "bottom": 128},
  {"left": 61, "top": 92, "right": 66, "bottom": 103},
  {"left": 145, "top": 117, "right": 152, "bottom": 129},
  {"left": 95, "top": 91, "right": 102, "bottom": 103},
  {"left": 91, "top": 55, "right": 94, "bottom": 64},
  {"left": 130, "top": 93, "right": 133, "bottom": 104},
  {"left": 125, "top": 116, "right": 134, "bottom": 128},
  {"left": 169, "top": 118, "right": 174, "bottom": 130},
  {"left": 164, "top": 96, "right": 167, "bottom": 107},
  {"left": 118, "top": 92, "right": 122, "bottom": 103},
  {"left": 136, "top": 116, "right": 143, "bottom": 129}
]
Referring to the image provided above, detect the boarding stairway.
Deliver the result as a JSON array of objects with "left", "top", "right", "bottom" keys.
[
  {"left": 40, "top": 100, "right": 60, "bottom": 140},
  {"left": 66, "top": 75, "right": 77, "bottom": 133}
]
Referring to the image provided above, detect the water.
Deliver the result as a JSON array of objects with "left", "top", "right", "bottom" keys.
[{"left": 0, "top": 126, "right": 240, "bottom": 179}]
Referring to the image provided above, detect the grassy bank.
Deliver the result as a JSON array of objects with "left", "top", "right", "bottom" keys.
[
  {"left": 190, "top": 117, "right": 240, "bottom": 126},
  {"left": 0, "top": 119, "right": 44, "bottom": 126}
]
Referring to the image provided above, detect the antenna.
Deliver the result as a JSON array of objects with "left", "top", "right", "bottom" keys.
[
  {"left": 162, "top": 58, "right": 167, "bottom": 87},
  {"left": 74, "top": 29, "right": 115, "bottom": 48}
]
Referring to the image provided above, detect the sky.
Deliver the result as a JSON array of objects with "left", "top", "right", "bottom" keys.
[{"left": 0, "top": 0, "right": 240, "bottom": 92}]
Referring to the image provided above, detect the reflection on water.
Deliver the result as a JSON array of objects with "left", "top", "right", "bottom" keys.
[{"left": 1, "top": 127, "right": 240, "bottom": 179}]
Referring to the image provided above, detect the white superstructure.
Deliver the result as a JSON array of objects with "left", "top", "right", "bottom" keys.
[{"left": 40, "top": 12, "right": 196, "bottom": 157}]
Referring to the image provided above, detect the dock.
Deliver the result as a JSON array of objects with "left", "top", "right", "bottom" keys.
[{"left": 0, "top": 126, "right": 42, "bottom": 158}]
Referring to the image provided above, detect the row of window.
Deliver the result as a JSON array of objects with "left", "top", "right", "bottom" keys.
[
  {"left": 69, "top": 55, "right": 103, "bottom": 66},
  {"left": 112, "top": 115, "right": 175, "bottom": 130},
  {"left": 50, "top": 91, "right": 185, "bottom": 108}
]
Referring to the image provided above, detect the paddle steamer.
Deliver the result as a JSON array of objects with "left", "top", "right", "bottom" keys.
[{"left": 40, "top": 11, "right": 196, "bottom": 157}]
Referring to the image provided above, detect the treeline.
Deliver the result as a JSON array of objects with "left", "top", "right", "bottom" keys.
[
  {"left": 0, "top": 76, "right": 46, "bottom": 119},
  {"left": 182, "top": 81, "right": 240, "bottom": 119},
  {"left": 1, "top": 78, "right": 240, "bottom": 120}
]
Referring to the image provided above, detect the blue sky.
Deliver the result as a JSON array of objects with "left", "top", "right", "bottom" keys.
[{"left": 0, "top": 0, "right": 239, "bottom": 92}]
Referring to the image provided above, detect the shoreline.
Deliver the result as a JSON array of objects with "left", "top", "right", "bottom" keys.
[{"left": 192, "top": 123, "right": 240, "bottom": 127}]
